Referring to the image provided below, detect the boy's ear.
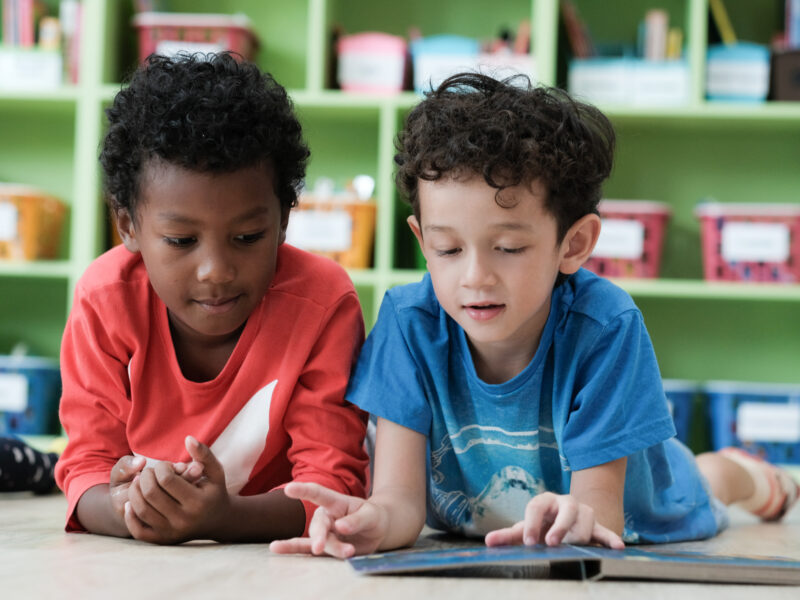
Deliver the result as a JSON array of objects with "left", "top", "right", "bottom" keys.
[
  {"left": 115, "top": 209, "right": 140, "bottom": 253},
  {"left": 277, "top": 207, "right": 290, "bottom": 245},
  {"left": 407, "top": 214, "right": 424, "bottom": 258},
  {"left": 558, "top": 213, "right": 601, "bottom": 275}
]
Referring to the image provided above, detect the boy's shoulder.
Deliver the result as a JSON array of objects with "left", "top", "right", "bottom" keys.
[
  {"left": 270, "top": 244, "right": 357, "bottom": 306},
  {"left": 558, "top": 268, "right": 639, "bottom": 326},
  {"left": 384, "top": 273, "right": 441, "bottom": 318},
  {"left": 77, "top": 244, "right": 147, "bottom": 295}
]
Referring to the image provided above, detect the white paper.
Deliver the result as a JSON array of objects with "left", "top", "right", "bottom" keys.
[
  {"left": 0, "top": 373, "right": 28, "bottom": 412},
  {"left": 737, "top": 402, "right": 800, "bottom": 443},
  {"left": 721, "top": 222, "right": 790, "bottom": 262},
  {"left": 592, "top": 219, "right": 644, "bottom": 259},
  {"left": 286, "top": 210, "right": 353, "bottom": 252}
]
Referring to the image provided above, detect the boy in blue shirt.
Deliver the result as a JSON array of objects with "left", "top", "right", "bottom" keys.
[{"left": 270, "top": 73, "right": 800, "bottom": 557}]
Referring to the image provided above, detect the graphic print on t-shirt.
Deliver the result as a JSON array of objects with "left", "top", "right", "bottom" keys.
[
  {"left": 136, "top": 380, "right": 277, "bottom": 493},
  {"left": 428, "top": 424, "right": 559, "bottom": 536}
]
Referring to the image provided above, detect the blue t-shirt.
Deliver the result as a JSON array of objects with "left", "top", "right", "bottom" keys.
[{"left": 347, "top": 268, "right": 726, "bottom": 543}]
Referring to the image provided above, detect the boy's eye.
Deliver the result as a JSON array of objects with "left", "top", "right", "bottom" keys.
[
  {"left": 164, "top": 236, "right": 196, "bottom": 248},
  {"left": 435, "top": 248, "right": 461, "bottom": 257},
  {"left": 498, "top": 246, "right": 526, "bottom": 254},
  {"left": 235, "top": 231, "right": 266, "bottom": 244}
]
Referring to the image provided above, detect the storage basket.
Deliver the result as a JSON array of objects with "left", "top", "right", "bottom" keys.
[
  {"left": 663, "top": 379, "right": 698, "bottom": 445},
  {"left": 695, "top": 203, "right": 800, "bottom": 283},
  {"left": 584, "top": 200, "right": 671, "bottom": 278},
  {"left": 132, "top": 12, "right": 259, "bottom": 62},
  {"left": 0, "top": 355, "right": 61, "bottom": 435},
  {"left": 0, "top": 184, "right": 66, "bottom": 260},
  {"left": 337, "top": 32, "right": 407, "bottom": 94},
  {"left": 705, "top": 381, "right": 800, "bottom": 464},
  {"left": 286, "top": 195, "right": 377, "bottom": 269}
]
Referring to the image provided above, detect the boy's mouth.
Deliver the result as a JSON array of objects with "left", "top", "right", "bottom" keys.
[
  {"left": 195, "top": 295, "right": 241, "bottom": 314},
  {"left": 463, "top": 303, "right": 505, "bottom": 321}
]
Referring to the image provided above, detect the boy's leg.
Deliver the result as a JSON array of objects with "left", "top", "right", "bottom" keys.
[
  {"left": 697, "top": 447, "right": 800, "bottom": 521},
  {"left": 0, "top": 437, "right": 58, "bottom": 494}
]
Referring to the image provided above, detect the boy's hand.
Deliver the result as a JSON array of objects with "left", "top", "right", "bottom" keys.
[
  {"left": 109, "top": 455, "right": 146, "bottom": 520},
  {"left": 269, "top": 482, "right": 389, "bottom": 559},
  {"left": 123, "top": 436, "right": 230, "bottom": 544},
  {"left": 484, "top": 492, "right": 625, "bottom": 549}
]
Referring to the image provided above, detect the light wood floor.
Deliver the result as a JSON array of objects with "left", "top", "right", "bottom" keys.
[{"left": 2, "top": 491, "right": 799, "bottom": 599}]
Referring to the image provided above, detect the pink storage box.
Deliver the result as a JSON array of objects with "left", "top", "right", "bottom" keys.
[
  {"left": 584, "top": 200, "right": 671, "bottom": 278},
  {"left": 696, "top": 202, "right": 800, "bottom": 283},
  {"left": 337, "top": 32, "right": 407, "bottom": 94},
  {"left": 132, "top": 12, "right": 259, "bottom": 62}
]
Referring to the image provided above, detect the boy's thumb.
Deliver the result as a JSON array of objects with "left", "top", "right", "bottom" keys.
[{"left": 185, "top": 435, "right": 225, "bottom": 483}]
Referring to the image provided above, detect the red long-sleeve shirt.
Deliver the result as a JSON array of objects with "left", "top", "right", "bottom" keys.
[{"left": 55, "top": 243, "right": 368, "bottom": 534}]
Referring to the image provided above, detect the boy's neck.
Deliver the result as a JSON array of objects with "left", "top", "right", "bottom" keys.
[
  {"left": 467, "top": 334, "right": 541, "bottom": 385},
  {"left": 168, "top": 318, "right": 245, "bottom": 383}
]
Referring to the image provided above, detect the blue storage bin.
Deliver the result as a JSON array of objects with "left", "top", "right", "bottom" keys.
[
  {"left": 663, "top": 379, "right": 697, "bottom": 445},
  {"left": 0, "top": 355, "right": 61, "bottom": 435},
  {"left": 705, "top": 381, "right": 800, "bottom": 464},
  {"left": 410, "top": 35, "right": 480, "bottom": 94}
]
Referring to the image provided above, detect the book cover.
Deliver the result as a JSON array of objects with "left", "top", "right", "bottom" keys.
[{"left": 349, "top": 544, "right": 800, "bottom": 585}]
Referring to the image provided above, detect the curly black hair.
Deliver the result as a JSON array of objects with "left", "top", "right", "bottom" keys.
[
  {"left": 100, "top": 52, "right": 309, "bottom": 217},
  {"left": 395, "top": 72, "right": 615, "bottom": 241}
]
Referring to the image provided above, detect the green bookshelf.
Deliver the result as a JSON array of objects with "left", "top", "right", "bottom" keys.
[{"left": 0, "top": 0, "right": 798, "bottom": 388}]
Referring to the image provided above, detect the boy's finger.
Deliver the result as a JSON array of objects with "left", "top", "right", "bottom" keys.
[
  {"left": 151, "top": 461, "right": 198, "bottom": 506},
  {"left": 323, "top": 534, "right": 356, "bottom": 559},
  {"left": 522, "top": 493, "right": 558, "bottom": 545},
  {"left": 269, "top": 537, "right": 314, "bottom": 555},
  {"left": 111, "top": 455, "right": 145, "bottom": 483},
  {"left": 284, "top": 481, "right": 349, "bottom": 514},
  {"left": 543, "top": 497, "right": 579, "bottom": 546},
  {"left": 484, "top": 521, "right": 525, "bottom": 546},
  {"left": 185, "top": 436, "right": 225, "bottom": 484},
  {"left": 126, "top": 479, "right": 169, "bottom": 530},
  {"left": 591, "top": 523, "right": 625, "bottom": 549}
]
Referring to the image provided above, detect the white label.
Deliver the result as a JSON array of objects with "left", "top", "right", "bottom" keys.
[
  {"left": 338, "top": 54, "right": 405, "bottom": 89},
  {"left": 0, "top": 373, "right": 28, "bottom": 412},
  {"left": 721, "top": 222, "right": 790, "bottom": 262},
  {"left": 286, "top": 210, "right": 353, "bottom": 252},
  {"left": 0, "top": 202, "right": 18, "bottom": 241},
  {"left": 155, "top": 40, "right": 227, "bottom": 58},
  {"left": 737, "top": 402, "right": 800, "bottom": 443},
  {"left": 592, "top": 219, "right": 644, "bottom": 259}
]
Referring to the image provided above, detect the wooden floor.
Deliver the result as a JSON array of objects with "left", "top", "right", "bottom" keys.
[{"left": 2, "top": 491, "right": 799, "bottom": 599}]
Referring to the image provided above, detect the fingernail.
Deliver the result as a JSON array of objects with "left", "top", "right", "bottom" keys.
[
  {"left": 124, "top": 501, "right": 131, "bottom": 514},
  {"left": 524, "top": 536, "right": 534, "bottom": 546}
]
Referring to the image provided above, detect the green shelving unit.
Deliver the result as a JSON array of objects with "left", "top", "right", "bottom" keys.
[{"left": 0, "top": 0, "right": 798, "bottom": 387}]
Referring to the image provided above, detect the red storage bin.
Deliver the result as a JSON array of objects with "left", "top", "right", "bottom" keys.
[
  {"left": 132, "top": 12, "right": 259, "bottom": 62},
  {"left": 584, "top": 200, "right": 671, "bottom": 278},
  {"left": 696, "top": 203, "right": 800, "bottom": 283}
]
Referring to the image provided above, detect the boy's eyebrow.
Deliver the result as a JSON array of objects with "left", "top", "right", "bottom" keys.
[
  {"left": 157, "top": 206, "right": 271, "bottom": 224},
  {"left": 423, "top": 222, "right": 534, "bottom": 233}
]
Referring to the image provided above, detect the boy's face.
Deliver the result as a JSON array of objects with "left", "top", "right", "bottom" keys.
[
  {"left": 117, "top": 160, "right": 287, "bottom": 348},
  {"left": 408, "top": 176, "right": 597, "bottom": 362}
]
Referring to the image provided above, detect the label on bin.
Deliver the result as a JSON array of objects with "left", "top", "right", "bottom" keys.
[
  {"left": 0, "top": 373, "right": 28, "bottom": 412},
  {"left": 155, "top": 41, "right": 227, "bottom": 59},
  {"left": 592, "top": 219, "right": 644, "bottom": 259},
  {"left": 286, "top": 210, "right": 353, "bottom": 252},
  {"left": 736, "top": 402, "right": 800, "bottom": 442},
  {"left": 0, "top": 201, "right": 18, "bottom": 241},
  {"left": 721, "top": 222, "right": 790, "bottom": 262}
]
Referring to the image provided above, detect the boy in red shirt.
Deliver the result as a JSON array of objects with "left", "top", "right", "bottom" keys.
[{"left": 55, "top": 53, "right": 369, "bottom": 544}]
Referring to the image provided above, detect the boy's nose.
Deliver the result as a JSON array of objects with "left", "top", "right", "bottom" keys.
[
  {"left": 196, "top": 247, "right": 236, "bottom": 284},
  {"left": 462, "top": 251, "right": 497, "bottom": 288}
]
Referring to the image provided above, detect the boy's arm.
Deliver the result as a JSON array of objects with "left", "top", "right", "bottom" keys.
[
  {"left": 270, "top": 417, "right": 428, "bottom": 557},
  {"left": 569, "top": 456, "right": 627, "bottom": 535}
]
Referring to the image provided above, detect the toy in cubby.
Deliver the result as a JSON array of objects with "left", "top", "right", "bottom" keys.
[
  {"left": 695, "top": 202, "right": 800, "bottom": 283},
  {"left": 583, "top": 200, "right": 671, "bottom": 278},
  {"left": 0, "top": 353, "right": 61, "bottom": 435},
  {"left": 0, "top": 184, "right": 67, "bottom": 261},
  {"left": 705, "top": 381, "right": 800, "bottom": 465},
  {"left": 285, "top": 176, "right": 377, "bottom": 269}
]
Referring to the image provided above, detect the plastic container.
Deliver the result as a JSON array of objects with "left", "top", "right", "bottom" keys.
[
  {"left": 568, "top": 58, "right": 690, "bottom": 106},
  {"left": 705, "top": 381, "right": 800, "bottom": 464},
  {"left": 0, "top": 355, "right": 61, "bottom": 435},
  {"left": 0, "top": 184, "right": 67, "bottom": 260},
  {"left": 695, "top": 202, "right": 800, "bottom": 283},
  {"left": 584, "top": 200, "right": 671, "bottom": 278},
  {"left": 132, "top": 12, "right": 259, "bottom": 62},
  {"left": 337, "top": 32, "right": 407, "bottom": 94},
  {"left": 663, "top": 379, "right": 698, "bottom": 445},
  {"left": 706, "top": 42, "right": 770, "bottom": 102},
  {"left": 286, "top": 194, "right": 377, "bottom": 269}
]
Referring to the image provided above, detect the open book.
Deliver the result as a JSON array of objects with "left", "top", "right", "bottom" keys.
[{"left": 348, "top": 544, "right": 800, "bottom": 584}]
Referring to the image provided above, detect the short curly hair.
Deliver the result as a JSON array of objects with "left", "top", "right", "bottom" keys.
[
  {"left": 395, "top": 72, "right": 615, "bottom": 241},
  {"left": 100, "top": 52, "right": 309, "bottom": 218}
]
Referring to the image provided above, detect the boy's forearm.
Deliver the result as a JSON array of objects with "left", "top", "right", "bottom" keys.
[
  {"left": 370, "top": 487, "right": 427, "bottom": 550},
  {"left": 209, "top": 488, "right": 307, "bottom": 543},
  {"left": 76, "top": 484, "right": 130, "bottom": 538}
]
